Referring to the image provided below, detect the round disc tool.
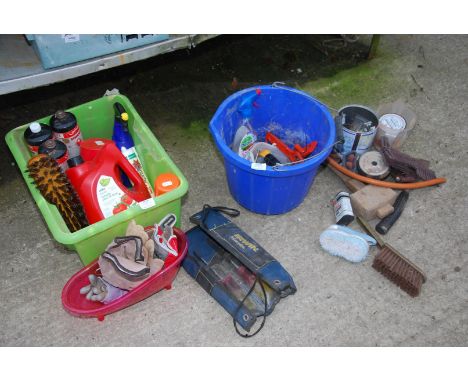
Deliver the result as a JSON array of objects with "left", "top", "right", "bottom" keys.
[{"left": 357, "top": 150, "right": 390, "bottom": 179}]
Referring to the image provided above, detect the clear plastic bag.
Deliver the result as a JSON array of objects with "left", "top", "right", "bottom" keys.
[{"left": 374, "top": 100, "right": 417, "bottom": 149}]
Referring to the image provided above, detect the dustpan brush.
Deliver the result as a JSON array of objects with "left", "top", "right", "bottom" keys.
[{"left": 357, "top": 217, "right": 426, "bottom": 297}]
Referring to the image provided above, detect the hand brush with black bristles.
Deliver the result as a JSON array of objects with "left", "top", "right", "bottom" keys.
[
  {"left": 357, "top": 216, "right": 426, "bottom": 297},
  {"left": 27, "top": 154, "right": 89, "bottom": 233}
]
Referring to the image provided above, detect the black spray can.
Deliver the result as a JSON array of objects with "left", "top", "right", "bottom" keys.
[
  {"left": 331, "top": 191, "right": 354, "bottom": 226},
  {"left": 39, "top": 139, "right": 69, "bottom": 172},
  {"left": 50, "top": 110, "right": 83, "bottom": 158},
  {"left": 24, "top": 122, "right": 53, "bottom": 154}
]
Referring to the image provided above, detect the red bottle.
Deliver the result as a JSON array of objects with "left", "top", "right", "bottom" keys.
[
  {"left": 79, "top": 137, "right": 115, "bottom": 161},
  {"left": 66, "top": 143, "right": 151, "bottom": 224}
]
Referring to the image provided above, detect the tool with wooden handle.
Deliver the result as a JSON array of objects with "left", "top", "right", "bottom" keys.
[
  {"left": 328, "top": 165, "right": 398, "bottom": 220},
  {"left": 376, "top": 190, "right": 409, "bottom": 235},
  {"left": 357, "top": 216, "right": 426, "bottom": 297}
]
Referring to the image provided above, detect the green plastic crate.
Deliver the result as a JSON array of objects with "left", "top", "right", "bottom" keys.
[{"left": 5, "top": 94, "right": 188, "bottom": 265}]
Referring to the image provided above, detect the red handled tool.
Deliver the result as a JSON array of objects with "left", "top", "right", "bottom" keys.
[
  {"left": 265, "top": 132, "right": 318, "bottom": 162},
  {"left": 294, "top": 140, "right": 318, "bottom": 158},
  {"left": 265, "top": 132, "right": 302, "bottom": 162}
]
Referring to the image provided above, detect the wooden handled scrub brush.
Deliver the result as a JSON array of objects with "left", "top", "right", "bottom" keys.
[
  {"left": 27, "top": 154, "right": 89, "bottom": 233},
  {"left": 357, "top": 216, "right": 426, "bottom": 297}
]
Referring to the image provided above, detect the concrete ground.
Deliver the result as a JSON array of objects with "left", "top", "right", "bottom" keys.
[{"left": 0, "top": 35, "right": 466, "bottom": 346}]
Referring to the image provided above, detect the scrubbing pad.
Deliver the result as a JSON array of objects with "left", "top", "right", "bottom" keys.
[{"left": 320, "top": 225, "right": 376, "bottom": 263}]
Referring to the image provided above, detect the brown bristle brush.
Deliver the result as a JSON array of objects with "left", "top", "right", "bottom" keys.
[
  {"left": 357, "top": 216, "right": 426, "bottom": 297},
  {"left": 27, "top": 154, "right": 89, "bottom": 233}
]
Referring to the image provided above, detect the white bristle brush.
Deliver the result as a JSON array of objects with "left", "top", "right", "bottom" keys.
[{"left": 319, "top": 225, "right": 377, "bottom": 263}]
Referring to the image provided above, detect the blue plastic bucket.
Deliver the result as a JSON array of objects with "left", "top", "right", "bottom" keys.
[{"left": 209, "top": 85, "right": 335, "bottom": 215}]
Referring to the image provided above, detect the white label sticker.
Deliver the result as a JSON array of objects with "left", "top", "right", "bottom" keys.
[
  {"left": 379, "top": 114, "right": 406, "bottom": 131},
  {"left": 251, "top": 163, "right": 267, "bottom": 171},
  {"left": 334, "top": 197, "right": 354, "bottom": 222},
  {"left": 343, "top": 130, "right": 376, "bottom": 154},
  {"left": 96, "top": 176, "right": 136, "bottom": 218},
  {"left": 138, "top": 198, "right": 156, "bottom": 210},
  {"left": 95, "top": 140, "right": 105, "bottom": 146},
  {"left": 62, "top": 34, "right": 80, "bottom": 43},
  {"left": 162, "top": 181, "right": 173, "bottom": 187}
]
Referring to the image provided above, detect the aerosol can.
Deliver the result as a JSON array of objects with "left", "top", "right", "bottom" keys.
[{"left": 50, "top": 110, "right": 83, "bottom": 158}]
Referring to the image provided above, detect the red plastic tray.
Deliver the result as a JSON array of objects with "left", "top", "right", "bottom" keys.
[{"left": 61, "top": 227, "right": 188, "bottom": 321}]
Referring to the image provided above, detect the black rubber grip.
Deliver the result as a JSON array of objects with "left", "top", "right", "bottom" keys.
[{"left": 376, "top": 191, "right": 409, "bottom": 235}]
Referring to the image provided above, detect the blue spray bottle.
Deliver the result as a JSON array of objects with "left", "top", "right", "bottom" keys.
[
  {"left": 231, "top": 89, "right": 262, "bottom": 161},
  {"left": 113, "top": 103, "right": 135, "bottom": 153},
  {"left": 112, "top": 102, "right": 154, "bottom": 196}
]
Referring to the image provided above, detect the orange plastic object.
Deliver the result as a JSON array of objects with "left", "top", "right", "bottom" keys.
[
  {"left": 294, "top": 140, "right": 318, "bottom": 157},
  {"left": 265, "top": 132, "right": 303, "bottom": 162},
  {"left": 265, "top": 132, "right": 318, "bottom": 162},
  {"left": 326, "top": 157, "right": 447, "bottom": 190},
  {"left": 154, "top": 173, "right": 180, "bottom": 196}
]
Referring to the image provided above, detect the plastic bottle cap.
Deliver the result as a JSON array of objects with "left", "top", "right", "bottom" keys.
[
  {"left": 43, "top": 139, "right": 56, "bottom": 149},
  {"left": 121, "top": 113, "right": 129, "bottom": 122},
  {"left": 259, "top": 149, "right": 271, "bottom": 158},
  {"left": 29, "top": 122, "right": 42, "bottom": 133},
  {"left": 79, "top": 138, "right": 113, "bottom": 161},
  {"left": 55, "top": 110, "right": 67, "bottom": 120},
  {"left": 154, "top": 173, "right": 180, "bottom": 196}
]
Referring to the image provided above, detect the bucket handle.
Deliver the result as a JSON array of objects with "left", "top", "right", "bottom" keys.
[
  {"left": 272, "top": 139, "right": 343, "bottom": 171},
  {"left": 271, "top": 82, "right": 338, "bottom": 112},
  {"left": 268, "top": 82, "right": 342, "bottom": 171}
]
